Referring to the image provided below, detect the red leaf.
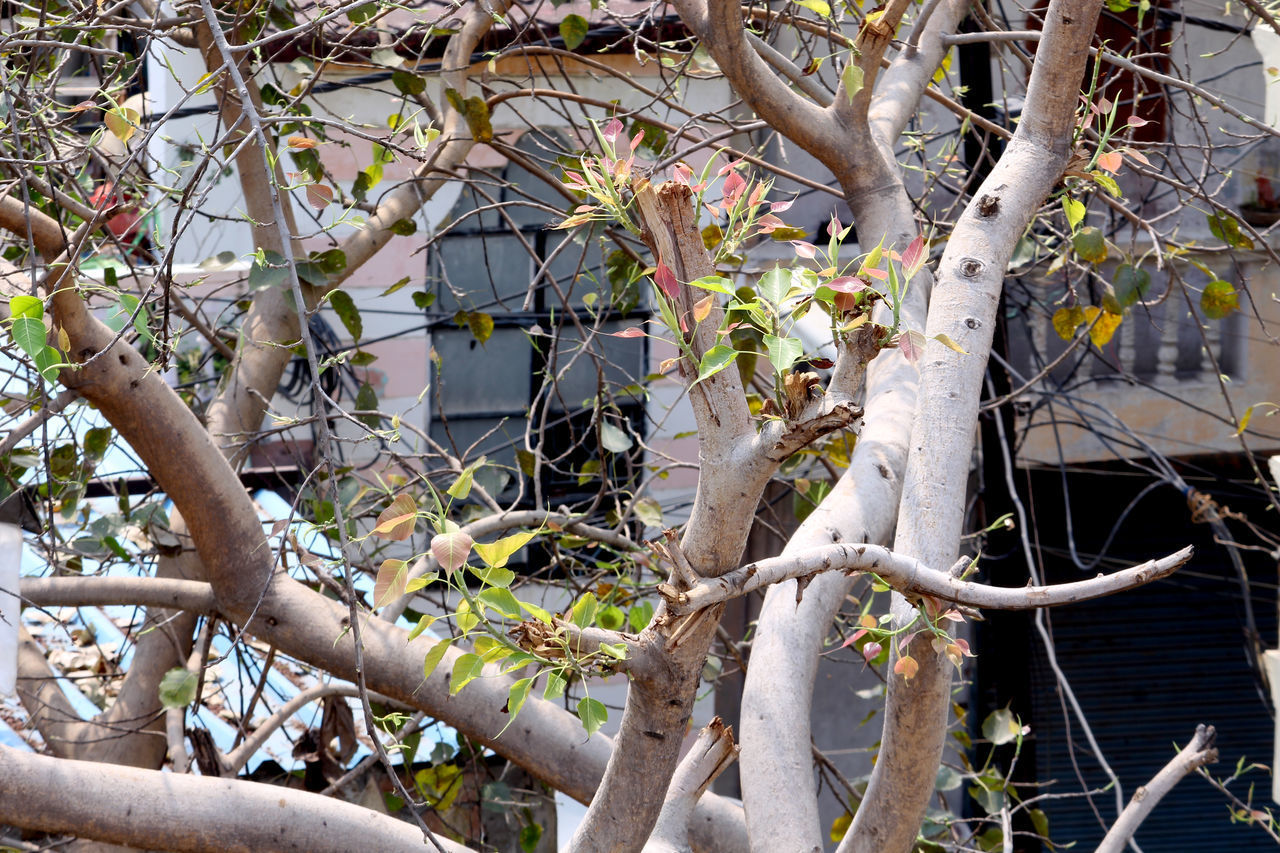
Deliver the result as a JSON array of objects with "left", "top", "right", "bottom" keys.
[
  {"left": 827, "top": 215, "right": 842, "bottom": 237},
  {"left": 431, "top": 530, "right": 474, "bottom": 572},
  {"left": 826, "top": 276, "right": 867, "bottom": 293},
  {"left": 305, "top": 183, "right": 334, "bottom": 210},
  {"left": 771, "top": 199, "right": 794, "bottom": 213},
  {"left": 862, "top": 641, "right": 882, "bottom": 663},
  {"left": 756, "top": 214, "right": 785, "bottom": 233},
  {"left": 716, "top": 157, "right": 744, "bottom": 177},
  {"left": 610, "top": 327, "right": 646, "bottom": 338},
  {"left": 791, "top": 240, "right": 817, "bottom": 259},
  {"left": 840, "top": 628, "right": 868, "bottom": 649},
  {"left": 673, "top": 163, "right": 694, "bottom": 185},
  {"left": 901, "top": 234, "right": 926, "bottom": 278},
  {"left": 654, "top": 261, "right": 680, "bottom": 298},
  {"left": 722, "top": 171, "right": 746, "bottom": 209},
  {"left": 1096, "top": 150, "right": 1123, "bottom": 174},
  {"left": 602, "top": 118, "right": 624, "bottom": 143},
  {"left": 373, "top": 494, "right": 418, "bottom": 541},
  {"left": 374, "top": 559, "right": 408, "bottom": 608},
  {"left": 898, "top": 329, "right": 925, "bottom": 364},
  {"left": 1127, "top": 115, "right": 1151, "bottom": 127}
]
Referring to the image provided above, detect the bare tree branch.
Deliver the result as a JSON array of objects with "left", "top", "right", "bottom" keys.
[
  {"left": 647, "top": 718, "right": 739, "bottom": 853},
  {"left": 667, "top": 544, "right": 1193, "bottom": 613},
  {"left": 0, "top": 745, "right": 475, "bottom": 853},
  {"left": 1096, "top": 725, "right": 1219, "bottom": 853}
]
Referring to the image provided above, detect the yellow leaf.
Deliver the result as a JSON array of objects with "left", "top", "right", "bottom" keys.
[
  {"left": 1235, "top": 405, "right": 1255, "bottom": 436},
  {"left": 286, "top": 135, "right": 317, "bottom": 151},
  {"left": 1082, "top": 306, "right": 1123, "bottom": 346},
  {"left": 1052, "top": 306, "right": 1085, "bottom": 340},
  {"left": 57, "top": 326, "right": 70, "bottom": 352},
  {"left": 104, "top": 107, "right": 139, "bottom": 144},
  {"left": 473, "top": 530, "right": 537, "bottom": 569},
  {"left": 932, "top": 332, "right": 968, "bottom": 355}
]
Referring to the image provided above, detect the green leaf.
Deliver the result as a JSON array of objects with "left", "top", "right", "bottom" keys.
[
  {"left": 450, "top": 652, "right": 484, "bottom": 694},
  {"left": 687, "top": 274, "right": 736, "bottom": 295},
  {"left": 407, "top": 613, "right": 437, "bottom": 641},
  {"left": 577, "top": 696, "right": 607, "bottom": 737},
  {"left": 507, "top": 677, "right": 534, "bottom": 719},
  {"left": 544, "top": 670, "right": 567, "bottom": 700},
  {"left": 520, "top": 600, "right": 553, "bottom": 625},
  {"left": 392, "top": 70, "right": 426, "bottom": 96},
  {"left": 466, "top": 311, "right": 494, "bottom": 344},
  {"left": 571, "top": 592, "right": 598, "bottom": 630},
  {"left": 355, "top": 382, "right": 380, "bottom": 428},
  {"left": 758, "top": 268, "right": 791, "bottom": 304},
  {"left": 697, "top": 344, "right": 739, "bottom": 382},
  {"left": 600, "top": 421, "right": 632, "bottom": 453},
  {"left": 631, "top": 497, "right": 663, "bottom": 527},
  {"left": 1207, "top": 211, "right": 1254, "bottom": 249},
  {"left": 763, "top": 334, "right": 804, "bottom": 375},
  {"left": 445, "top": 89, "right": 493, "bottom": 142},
  {"left": 478, "top": 587, "right": 523, "bottom": 618},
  {"left": 249, "top": 250, "right": 289, "bottom": 291},
  {"left": 158, "top": 668, "right": 198, "bottom": 709},
  {"left": 380, "top": 276, "right": 411, "bottom": 297},
  {"left": 10, "top": 316, "right": 47, "bottom": 358},
  {"left": 371, "top": 47, "right": 402, "bottom": 68},
  {"left": 981, "top": 707, "right": 1021, "bottom": 746},
  {"left": 38, "top": 344, "right": 64, "bottom": 381},
  {"left": 473, "top": 566, "right": 517, "bottom": 588},
  {"left": 519, "top": 823, "right": 543, "bottom": 853},
  {"left": 628, "top": 601, "right": 654, "bottom": 632},
  {"left": 328, "top": 290, "right": 363, "bottom": 341},
  {"left": 347, "top": 2, "right": 376, "bottom": 23},
  {"left": 597, "top": 605, "right": 625, "bottom": 631},
  {"left": 423, "top": 638, "right": 453, "bottom": 679},
  {"left": 1201, "top": 279, "right": 1239, "bottom": 320},
  {"left": 560, "top": 13, "right": 588, "bottom": 50},
  {"left": 412, "top": 290, "right": 436, "bottom": 310},
  {"left": 388, "top": 218, "right": 418, "bottom": 236},
  {"left": 8, "top": 295, "right": 42, "bottom": 320},
  {"left": 84, "top": 427, "right": 113, "bottom": 460},
  {"left": 1072, "top": 226, "right": 1108, "bottom": 263},
  {"left": 474, "top": 530, "right": 536, "bottom": 569},
  {"left": 1113, "top": 264, "right": 1152, "bottom": 307},
  {"left": 840, "top": 63, "right": 864, "bottom": 103},
  {"left": 1062, "top": 196, "right": 1086, "bottom": 230},
  {"left": 447, "top": 459, "right": 482, "bottom": 499}
]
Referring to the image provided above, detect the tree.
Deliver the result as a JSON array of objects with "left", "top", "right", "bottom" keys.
[{"left": 1, "top": 0, "right": 1275, "bottom": 849}]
